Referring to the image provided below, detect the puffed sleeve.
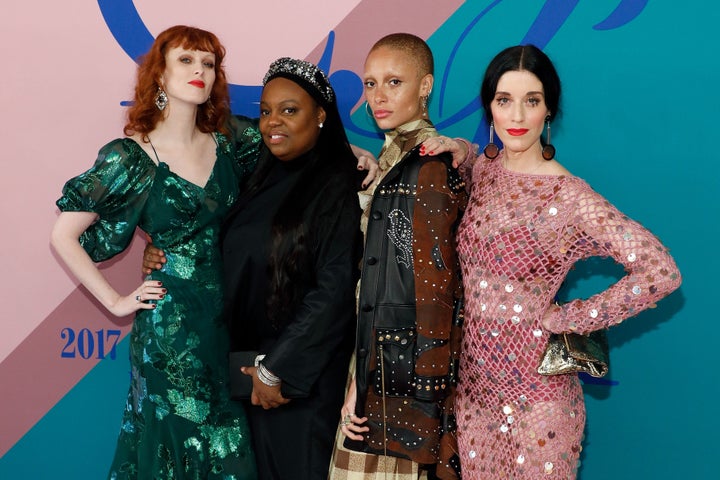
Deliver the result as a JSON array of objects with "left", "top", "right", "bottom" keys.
[
  {"left": 227, "top": 115, "right": 262, "bottom": 180},
  {"left": 545, "top": 178, "right": 682, "bottom": 333},
  {"left": 55, "top": 139, "right": 155, "bottom": 262}
]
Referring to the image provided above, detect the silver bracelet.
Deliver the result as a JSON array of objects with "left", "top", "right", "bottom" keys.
[{"left": 257, "top": 362, "right": 281, "bottom": 387}]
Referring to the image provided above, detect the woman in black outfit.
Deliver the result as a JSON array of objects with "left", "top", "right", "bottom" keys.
[{"left": 220, "top": 57, "right": 363, "bottom": 480}]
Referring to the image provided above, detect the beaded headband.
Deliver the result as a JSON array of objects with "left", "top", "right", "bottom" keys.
[{"left": 263, "top": 57, "right": 335, "bottom": 106}]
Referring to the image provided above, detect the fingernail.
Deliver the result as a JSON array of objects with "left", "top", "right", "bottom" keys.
[
  {"left": 159, "top": 294, "right": 165, "bottom": 299},
  {"left": 157, "top": 281, "right": 163, "bottom": 286},
  {"left": 162, "top": 288, "right": 167, "bottom": 293},
  {"left": 152, "top": 304, "right": 157, "bottom": 309}
]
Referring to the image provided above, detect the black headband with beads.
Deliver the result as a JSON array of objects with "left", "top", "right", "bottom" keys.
[{"left": 263, "top": 57, "right": 335, "bottom": 106}]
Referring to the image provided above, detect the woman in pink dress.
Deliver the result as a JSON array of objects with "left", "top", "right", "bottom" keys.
[{"left": 455, "top": 45, "right": 681, "bottom": 479}]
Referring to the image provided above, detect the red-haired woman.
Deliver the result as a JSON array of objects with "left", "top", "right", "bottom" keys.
[{"left": 51, "top": 26, "right": 258, "bottom": 479}]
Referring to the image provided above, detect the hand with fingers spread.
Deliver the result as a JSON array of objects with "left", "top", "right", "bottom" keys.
[
  {"left": 142, "top": 242, "right": 166, "bottom": 275},
  {"left": 125, "top": 280, "right": 166, "bottom": 311},
  {"left": 420, "top": 135, "right": 477, "bottom": 168}
]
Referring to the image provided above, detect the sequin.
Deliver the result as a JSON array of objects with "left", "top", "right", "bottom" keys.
[
  {"left": 628, "top": 252, "right": 637, "bottom": 262},
  {"left": 503, "top": 405, "right": 513, "bottom": 415},
  {"left": 632, "top": 286, "right": 642, "bottom": 295},
  {"left": 469, "top": 450, "right": 477, "bottom": 459},
  {"left": 455, "top": 154, "right": 681, "bottom": 480},
  {"left": 480, "top": 280, "right": 488, "bottom": 289},
  {"left": 58, "top": 136, "right": 259, "bottom": 479}
]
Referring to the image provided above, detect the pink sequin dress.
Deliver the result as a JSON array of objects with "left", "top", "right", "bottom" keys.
[{"left": 455, "top": 153, "right": 681, "bottom": 479}]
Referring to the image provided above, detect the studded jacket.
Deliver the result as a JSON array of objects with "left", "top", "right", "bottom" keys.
[{"left": 345, "top": 146, "right": 466, "bottom": 477}]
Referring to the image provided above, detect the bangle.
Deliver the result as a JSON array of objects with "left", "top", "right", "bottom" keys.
[
  {"left": 257, "top": 362, "right": 281, "bottom": 387},
  {"left": 253, "top": 354, "right": 266, "bottom": 367}
]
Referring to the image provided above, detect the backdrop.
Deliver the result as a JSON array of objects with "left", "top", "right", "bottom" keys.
[{"left": 1, "top": 1, "right": 715, "bottom": 478}]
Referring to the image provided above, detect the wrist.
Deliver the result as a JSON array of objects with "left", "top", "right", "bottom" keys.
[
  {"left": 257, "top": 362, "right": 281, "bottom": 387},
  {"left": 453, "top": 138, "right": 471, "bottom": 164}
]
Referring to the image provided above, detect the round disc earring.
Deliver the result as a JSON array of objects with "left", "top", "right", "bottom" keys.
[{"left": 483, "top": 121, "right": 499, "bottom": 159}]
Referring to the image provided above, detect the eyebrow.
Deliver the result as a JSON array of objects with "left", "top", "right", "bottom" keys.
[{"left": 495, "top": 90, "right": 544, "bottom": 96}]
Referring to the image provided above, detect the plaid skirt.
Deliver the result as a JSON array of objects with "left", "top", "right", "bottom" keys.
[
  {"left": 328, "top": 425, "right": 427, "bottom": 480},
  {"left": 326, "top": 356, "right": 427, "bottom": 480}
]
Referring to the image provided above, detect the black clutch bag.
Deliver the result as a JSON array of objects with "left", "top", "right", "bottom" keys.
[
  {"left": 537, "top": 330, "right": 610, "bottom": 378},
  {"left": 228, "top": 351, "right": 259, "bottom": 400},
  {"left": 228, "top": 351, "right": 309, "bottom": 400}
]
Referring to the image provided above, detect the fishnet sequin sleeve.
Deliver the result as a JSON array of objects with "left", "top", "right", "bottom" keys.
[{"left": 544, "top": 180, "right": 681, "bottom": 333}]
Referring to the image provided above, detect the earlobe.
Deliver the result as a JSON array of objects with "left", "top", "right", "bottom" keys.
[{"left": 421, "top": 74, "right": 434, "bottom": 97}]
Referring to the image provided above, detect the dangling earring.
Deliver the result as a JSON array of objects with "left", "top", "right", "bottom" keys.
[
  {"left": 420, "top": 96, "right": 428, "bottom": 117},
  {"left": 155, "top": 87, "right": 168, "bottom": 111},
  {"left": 483, "top": 121, "right": 499, "bottom": 159},
  {"left": 542, "top": 115, "right": 555, "bottom": 160}
]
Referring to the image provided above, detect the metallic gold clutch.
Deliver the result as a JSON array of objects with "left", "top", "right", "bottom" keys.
[{"left": 537, "top": 330, "right": 609, "bottom": 378}]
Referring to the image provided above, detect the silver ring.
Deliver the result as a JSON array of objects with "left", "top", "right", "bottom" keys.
[{"left": 135, "top": 295, "right": 141, "bottom": 302}]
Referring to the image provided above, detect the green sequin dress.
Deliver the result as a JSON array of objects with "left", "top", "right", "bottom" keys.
[{"left": 56, "top": 122, "right": 261, "bottom": 480}]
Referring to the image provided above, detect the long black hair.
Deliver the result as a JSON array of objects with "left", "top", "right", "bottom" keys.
[{"left": 241, "top": 59, "right": 363, "bottom": 329}]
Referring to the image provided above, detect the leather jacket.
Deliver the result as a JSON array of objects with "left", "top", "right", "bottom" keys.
[{"left": 347, "top": 146, "right": 466, "bottom": 476}]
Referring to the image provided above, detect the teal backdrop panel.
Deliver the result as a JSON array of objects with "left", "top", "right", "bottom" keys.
[{"left": 0, "top": 339, "right": 129, "bottom": 478}]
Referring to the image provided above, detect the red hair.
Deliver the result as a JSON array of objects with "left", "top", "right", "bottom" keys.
[{"left": 124, "top": 25, "right": 231, "bottom": 137}]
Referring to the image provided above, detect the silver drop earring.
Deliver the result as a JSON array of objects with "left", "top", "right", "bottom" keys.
[{"left": 155, "top": 87, "right": 168, "bottom": 111}]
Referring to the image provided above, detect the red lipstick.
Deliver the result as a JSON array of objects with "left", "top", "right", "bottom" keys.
[
  {"left": 189, "top": 80, "right": 205, "bottom": 88},
  {"left": 507, "top": 128, "right": 528, "bottom": 136}
]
